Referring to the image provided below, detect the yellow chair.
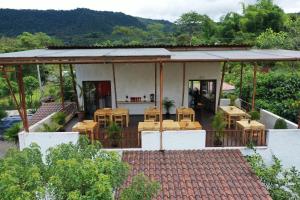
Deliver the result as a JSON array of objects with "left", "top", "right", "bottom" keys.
[
  {"left": 97, "top": 114, "right": 108, "bottom": 128},
  {"left": 113, "top": 114, "right": 124, "bottom": 127},
  {"left": 181, "top": 111, "right": 192, "bottom": 121}
]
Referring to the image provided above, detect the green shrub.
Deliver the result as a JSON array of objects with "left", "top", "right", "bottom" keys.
[
  {"left": 52, "top": 112, "right": 67, "bottom": 125},
  {"left": 229, "top": 94, "right": 237, "bottom": 106},
  {"left": 249, "top": 110, "right": 260, "bottom": 120},
  {"left": 120, "top": 173, "right": 161, "bottom": 200},
  {"left": 3, "top": 123, "right": 21, "bottom": 144},
  {"left": 0, "top": 109, "right": 7, "bottom": 121},
  {"left": 274, "top": 118, "right": 288, "bottom": 129},
  {"left": 39, "top": 122, "right": 61, "bottom": 132},
  {"left": 212, "top": 111, "right": 227, "bottom": 145}
]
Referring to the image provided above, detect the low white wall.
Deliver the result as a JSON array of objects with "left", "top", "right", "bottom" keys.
[
  {"left": 240, "top": 129, "right": 300, "bottom": 171},
  {"left": 163, "top": 130, "right": 206, "bottom": 150},
  {"left": 220, "top": 98, "right": 241, "bottom": 108},
  {"left": 260, "top": 109, "right": 298, "bottom": 129},
  {"left": 19, "top": 131, "right": 79, "bottom": 157},
  {"left": 29, "top": 113, "right": 56, "bottom": 132},
  {"left": 141, "top": 130, "right": 206, "bottom": 150}
]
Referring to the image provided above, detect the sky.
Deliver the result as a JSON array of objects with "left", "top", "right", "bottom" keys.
[{"left": 0, "top": 0, "right": 299, "bottom": 22}]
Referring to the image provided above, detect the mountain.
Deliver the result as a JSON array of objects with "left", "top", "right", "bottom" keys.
[{"left": 0, "top": 8, "right": 173, "bottom": 44}]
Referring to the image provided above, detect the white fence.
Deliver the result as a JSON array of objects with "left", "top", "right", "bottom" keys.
[
  {"left": 141, "top": 130, "right": 206, "bottom": 150},
  {"left": 260, "top": 109, "right": 298, "bottom": 129}
]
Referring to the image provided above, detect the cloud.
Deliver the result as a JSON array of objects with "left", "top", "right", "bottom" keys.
[{"left": 0, "top": 0, "right": 298, "bottom": 22}]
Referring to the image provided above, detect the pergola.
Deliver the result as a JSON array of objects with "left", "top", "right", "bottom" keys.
[{"left": 1, "top": 46, "right": 300, "bottom": 149}]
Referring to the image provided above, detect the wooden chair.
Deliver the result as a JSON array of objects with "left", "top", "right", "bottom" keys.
[
  {"left": 113, "top": 114, "right": 124, "bottom": 127},
  {"left": 147, "top": 114, "right": 157, "bottom": 122},
  {"left": 181, "top": 111, "right": 192, "bottom": 121},
  {"left": 97, "top": 114, "right": 108, "bottom": 128}
]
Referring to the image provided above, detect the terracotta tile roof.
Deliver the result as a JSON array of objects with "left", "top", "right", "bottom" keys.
[
  {"left": 222, "top": 82, "right": 235, "bottom": 91},
  {"left": 29, "top": 102, "right": 76, "bottom": 125},
  {"left": 120, "top": 150, "right": 272, "bottom": 200}
]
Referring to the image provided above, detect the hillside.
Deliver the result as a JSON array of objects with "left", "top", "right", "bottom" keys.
[{"left": 0, "top": 8, "right": 173, "bottom": 44}]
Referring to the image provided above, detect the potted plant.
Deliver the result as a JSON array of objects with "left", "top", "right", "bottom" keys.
[
  {"left": 229, "top": 94, "right": 237, "bottom": 106},
  {"left": 249, "top": 110, "right": 260, "bottom": 120},
  {"left": 106, "top": 122, "right": 122, "bottom": 147},
  {"left": 212, "top": 111, "right": 227, "bottom": 146},
  {"left": 163, "top": 98, "right": 175, "bottom": 119},
  {"left": 274, "top": 118, "right": 287, "bottom": 129},
  {"left": 76, "top": 83, "right": 85, "bottom": 122}
]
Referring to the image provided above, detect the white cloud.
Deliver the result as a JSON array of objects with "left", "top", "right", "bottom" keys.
[{"left": 0, "top": 0, "right": 298, "bottom": 22}]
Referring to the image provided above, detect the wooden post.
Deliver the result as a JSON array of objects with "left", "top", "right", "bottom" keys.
[
  {"left": 239, "top": 63, "right": 244, "bottom": 98},
  {"left": 17, "top": 65, "right": 29, "bottom": 132},
  {"left": 59, "top": 64, "right": 65, "bottom": 110},
  {"left": 218, "top": 62, "right": 227, "bottom": 107},
  {"left": 252, "top": 63, "right": 258, "bottom": 111},
  {"left": 159, "top": 61, "right": 164, "bottom": 151},
  {"left": 37, "top": 64, "right": 43, "bottom": 97},
  {"left": 181, "top": 62, "right": 186, "bottom": 107},
  {"left": 154, "top": 63, "right": 157, "bottom": 106},
  {"left": 69, "top": 64, "right": 79, "bottom": 111},
  {"left": 112, "top": 63, "right": 118, "bottom": 108}
]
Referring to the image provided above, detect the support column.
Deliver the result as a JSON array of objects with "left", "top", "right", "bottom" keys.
[
  {"left": 112, "top": 63, "right": 118, "bottom": 108},
  {"left": 154, "top": 63, "right": 157, "bottom": 106},
  {"left": 218, "top": 62, "right": 227, "bottom": 107},
  {"left": 69, "top": 64, "right": 79, "bottom": 111},
  {"left": 159, "top": 61, "right": 164, "bottom": 151},
  {"left": 252, "top": 63, "right": 258, "bottom": 111},
  {"left": 239, "top": 63, "right": 244, "bottom": 98},
  {"left": 37, "top": 64, "right": 43, "bottom": 97},
  {"left": 59, "top": 64, "right": 65, "bottom": 110},
  {"left": 181, "top": 62, "right": 186, "bottom": 107},
  {"left": 17, "top": 65, "right": 29, "bottom": 132}
]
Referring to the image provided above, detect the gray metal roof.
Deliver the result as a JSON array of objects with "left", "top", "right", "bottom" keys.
[
  {"left": 0, "top": 48, "right": 300, "bottom": 64},
  {"left": 170, "top": 49, "right": 300, "bottom": 61}
]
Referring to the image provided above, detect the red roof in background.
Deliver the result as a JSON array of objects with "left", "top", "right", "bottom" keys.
[{"left": 120, "top": 150, "right": 271, "bottom": 200}]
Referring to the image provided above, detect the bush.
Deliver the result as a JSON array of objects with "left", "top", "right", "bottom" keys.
[
  {"left": 39, "top": 122, "right": 61, "bottom": 132},
  {"left": 274, "top": 118, "right": 288, "bottom": 129},
  {"left": 0, "top": 109, "right": 7, "bottom": 121},
  {"left": 249, "top": 110, "right": 260, "bottom": 120},
  {"left": 229, "top": 94, "right": 237, "bottom": 106},
  {"left": 3, "top": 123, "right": 21, "bottom": 143},
  {"left": 52, "top": 112, "right": 67, "bottom": 125},
  {"left": 212, "top": 111, "right": 226, "bottom": 145},
  {"left": 0, "top": 136, "right": 130, "bottom": 200},
  {"left": 120, "top": 173, "right": 160, "bottom": 200}
]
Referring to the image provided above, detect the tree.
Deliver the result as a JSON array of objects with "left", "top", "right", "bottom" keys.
[
  {"left": 120, "top": 173, "right": 160, "bottom": 200},
  {"left": 0, "top": 110, "right": 7, "bottom": 121},
  {"left": 256, "top": 28, "right": 292, "bottom": 49},
  {"left": 23, "top": 76, "right": 39, "bottom": 107}
]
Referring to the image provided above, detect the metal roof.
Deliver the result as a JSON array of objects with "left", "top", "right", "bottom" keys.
[{"left": 0, "top": 48, "right": 299, "bottom": 65}]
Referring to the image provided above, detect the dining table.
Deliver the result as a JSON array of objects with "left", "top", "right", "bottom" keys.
[
  {"left": 72, "top": 120, "right": 98, "bottom": 142},
  {"left": 236, "top": 120, "right": 266, "bottom": 145},
  {"left": 219, "top": 106, "right": 247, "bottom": 128},
  {"left": 176, "top": 108, "right": 195, "bottom": 122}
]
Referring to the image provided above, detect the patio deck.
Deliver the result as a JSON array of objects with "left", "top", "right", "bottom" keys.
[{"left": 65, "top": 109, "right": 266, "bottom": 148}]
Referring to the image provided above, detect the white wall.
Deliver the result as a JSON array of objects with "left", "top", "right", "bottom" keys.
[
  {"left": 260, "top": 109, "right": 298, "bottom": 129},
  {"left": 220, "top": 98, "right": 242, "bottom": 108},
  {"left": 18, "top": 131, "right": 79, "bottom": 157},
  {"left": 75, "top": 62, "right": 222, "bottom": 114},
  {"left": 141, "top": 130, "right": 206, "bottom": 150}
]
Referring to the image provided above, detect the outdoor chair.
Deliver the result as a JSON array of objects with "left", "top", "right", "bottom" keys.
[
  {"left": 97, "top": 114, "right": 109, "bottom": 128},
  {"left": 147, "top": 114, "right": 157, "bottom": 121},
  {"left": 181, "top": 111, "right": 192, "bottom": 121},
  {"left": 113, "top": 114, "right": 124, "bottom": 127}
]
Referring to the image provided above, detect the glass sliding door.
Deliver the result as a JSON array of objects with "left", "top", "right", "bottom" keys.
[{"left": 83, "top": 81, "right": 112, "bottom": 117}]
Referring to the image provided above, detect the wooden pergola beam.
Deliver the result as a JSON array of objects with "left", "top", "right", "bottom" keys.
[
  {"left": 16, "top": 65, "right": 29, "bottom": 132},
  {"left": 69, "top": 64, "right": 79, "bottom": 111},
  {"left": 112, "top": 63, "right": 118, "bottom": 108},
  {"left": 154, "top": 63, "right": 157, "bottom": 106},
  {"left": 252, "top": 63, "right": 258, "bottom": 111},
  {"left": 218, "top": 62, "right": 227, "bottom": 107},
  {"left": 59, "top": 64, "right": 65, "bottom": 110},
  {"left": 181, "top": 62, "right": 186, "bottom": 107},
  {"left": 159, "top": 61, "right": 164, "bottom": 150}
]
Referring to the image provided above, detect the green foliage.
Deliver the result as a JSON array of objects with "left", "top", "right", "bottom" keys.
[
  {"left": 0, "top": 136, "right": 131, "bottom": 200},
  {"left": 163, "top": 98, "right": 175, "bottom": 114},
  {"left": 0, "top": 144, "right": 46, "bottom": 200},
  {"left": 0, "top": 109, "right": 7, "bottom": 120},
  {"left": 249, "top": 110, "right": 260, "bottom": 120},
  {"left": 229, "top": 94, "right": 237, "bottom": 106},
  {"left": 212, "top": 111, "right": 227, "bottom": 144},
  {"left": 3, "top": 123, "right": 21, "bottom": 143},
  {"left": 120, "top": 173, "right": 161, "bottom": 200},
  {"left": 39, "top": 123, "right": 61, "bottom": 132},
  {"left": 24, "top": 76, "right": 39, "bottom": 107},
  {"left": 52, "top": 112, "right": 67, "bottom": 126},
  {"left": 274, "top": 118, "right": 288, "bottom": 129},
  {"left": 247, "top": 152, "right": 300, "bottom": 199},
  {"left": 256, "top": 28, "right": 292, "bottom": 49},
  {"left": 106, "top": 122, "right": 122, "bottom": 142}
]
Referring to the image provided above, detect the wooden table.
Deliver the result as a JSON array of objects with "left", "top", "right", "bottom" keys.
[
  {"left": 176, "top": 108, "right": 195, "bottom": 122},
  {"left": 72, "top": 120, "right": 98, "bottom": 142},
  {"left": 236, "top": 120, "right": 265, "bottom": 145},
  {"left": 219, "top": 106, "right": 247, "bottom": 128},
  {"left": 94, "top": 108, "right": 129, "bottom": 127},
  {"left": 179, "top": 121, "right": 202, "bottom": 130},
  {"left": 144, "top": 107, "right": 160, "bottom": 121}
]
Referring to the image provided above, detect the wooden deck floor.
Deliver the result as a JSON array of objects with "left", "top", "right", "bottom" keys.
[{"left": 65, "top": 109, "right": 265, "bottom": 148}]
